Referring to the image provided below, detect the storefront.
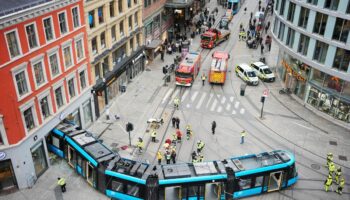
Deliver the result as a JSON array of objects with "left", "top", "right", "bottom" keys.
[
  {"left": 0, "top": 158, "right": 17, "bottom": 192},
  {"left": 92, "top": 48, "right": 145, "bottom": 118},
  {"left": 30, "top": 141, "right": 48, "bottom": 178},
  {"left": 277, "top": 51, "right": 350, "bottom": 123}
]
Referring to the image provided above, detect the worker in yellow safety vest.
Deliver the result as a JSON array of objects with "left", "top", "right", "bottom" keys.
[
  {"left": 157, "top": 151, "right": 163, "bottom": 165},
  {"left": 335, "top": 167, "right": 342, "bottom": 184},
  {"left": 151, "top": 129, "right": 157, "bottom": 142},
  {"left": 324, "top": 174, "right": 333, "bottom": 192},
  {"left": 57, "top": 177, "right": 66, "bottom": 192},
  {"left": 336, "top": 177, "right": 345, "bottom": 195}
]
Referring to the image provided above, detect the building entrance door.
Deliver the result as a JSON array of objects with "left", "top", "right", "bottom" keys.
[{"left": 0, "top": 159, "right": 17, "bottom": 192}]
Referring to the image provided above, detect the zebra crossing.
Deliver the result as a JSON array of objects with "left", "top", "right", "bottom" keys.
[{"left": 162, "top": 89, "right": 246, "bottom": 115}]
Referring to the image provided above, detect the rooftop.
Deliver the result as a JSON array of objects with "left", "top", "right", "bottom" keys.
[{"left": 0, "top": 0, "right": 53, "bottom": 17}]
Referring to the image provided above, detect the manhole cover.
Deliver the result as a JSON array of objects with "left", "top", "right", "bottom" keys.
[
  {"left": 311, "top": 164, "right": 321, "bottom": 170},
  {"left": 329, "top": 141, "right": 337, "bottom": 146},
  {"left": 339, "top": 155, "right": 347, "bottom": 161},
  {"left": 146, "top": 68, "right": 151, "bottom": 71}
]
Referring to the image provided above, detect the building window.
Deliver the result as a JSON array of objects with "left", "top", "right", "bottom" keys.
[
  {"left": 110, "top": 1, "right": 115, "bottom": 17},
  {"left": 54, "top": 86, "right": 65, "bottom": 108},
  {"left": 118, "top": 0, "right": 123, "bottom": 13},
  {"left": 83, "top": 100, "right": 92, "bottom": 124},
  {"left": 98, "top": 6, "right": 104, "bottom": 24},
  {"left": 94, "top": 64, "right": 101, "bottom": 80},
  {"left": 101, "top": 32, "right": 106, "bottom": 49},
  {"left": 128, "top": 15, "right": 132, "bottom": 30},
  {"left": 275, "top": 0, "right": 279, "bottom": 11},
  {"left": 298, "top": 7, "right": 309, "bottom": 29},
  {"left": 313, "top": 12, "right": 328, "bottom": 36},
  {"left": 279, "top": 0, "right": 286, "bottom": 15},
  {"left": 134, "top": 12, "right": 138, "bottom": 27},
  {"left": 136, "top": 34, "right": 140, "bottom": 48},
  {"left": 58, "top": 12, "right": 67, "bottom": 34},
  {"left": 111, "top": 25, "right": 116, "bottom": 41},
  {"left": 287, "top": 2, "right": 296, "bottom": 22},
  {"left": 307, "top": 0, "right": 318, "bottom": 5},
  {"left": 92, "top": 37, "right": 97, "bottom": 55},
  {"left": 72, "top": 7, "right": 80, "bottom": 28},
  {"left": 15, "top": 70, "right": 29, "bottom": 97},
  {"left": 128, "top": 0, "right": 132, "bottom": 8},
  {"left": 324, "top": 0, "right": 339, "bottom": 10},
  {"left": 313, "top": 40, "right": 328, "bottom": 64},
  {"left": 332, "top": 18, "right": 350, "bottom": 43},
  {"left": 120, "top": 21, "right": 124, "bottom": 37},
  {"left": 144, "top": 0, "right": 151, "bottom": 7},
  {"left": 333, "top": 48, "right": 350, "bottom": 72},
  {"left": 130, "top": 38, "right": 134, "bottom": 51},
  {"left": 79, "top": 70, "right": 87, "bottom": 90},
  {"left": 88, "top": 10, "right": 95, "bottom": 28},
  {"left": 48, "top": 52, "right": 60, "bottom": 78},
  {"left": 75, "top": 39, "right": 84, "bottom": 61},
  {"left": 278, "top": 21, "right": 285, "bottom": 40},
  {"left": 40, "top": 96, "right": 51, "bottom": 119},
  {"left": 33, "top": 61, "right": 46, "bottom": 87},
  {"left": 103, "top": 57, "right": 109, "bottom": 76},
  {"left": 6, "top": 30, "right": 21, "bottom": 58},
  {"left": 43, "top": 17, "right": 54, "bottom": 42},
  {"left": 134, "top": 0, "right": 137, "bottom": 4},
  {"left": 25, "top": 24, "right": 38, "bottom": 49},
  {"left": 68, "top": 78, "right": 76, "bottom": 99},
  {"left": 273, "top": 18, "right": 279, "bottom": 35},
  {"left": 297, "top": 34, "right": 310, "bottom": 56},
  {"left": 347, "top": 1, "right": 350, "bottom": 14},
  {"left": 23, "top": 106, "right": 35, "bottom": 131},
  {"left": 286, "top": 27, "right": 295, "bottom": 48},
  {"left": 63, "top": 45, "right": 73, "bottom": 68}
]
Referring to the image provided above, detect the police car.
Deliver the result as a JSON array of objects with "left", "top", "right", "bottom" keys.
[
  {"left": 235, "top": 63, "right": 259, "bottom": 86},
  {"left": 251, "top": 62, "right": 275, "bottom": 82}
]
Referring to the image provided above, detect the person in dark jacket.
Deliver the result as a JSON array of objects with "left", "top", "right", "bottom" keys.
[{"left": 211, "top": 121, "right": 216, "bottom": 135}]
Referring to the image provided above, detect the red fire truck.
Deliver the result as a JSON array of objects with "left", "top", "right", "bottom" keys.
[
  {"left": 200, "top": 28, "right": 230, "bottom": 49},
  {"left": 208, "top": 51, "right": 229, "bottom": 84},
  {"left": 175, "top": 52, "right": 201, "bottom": 86}
]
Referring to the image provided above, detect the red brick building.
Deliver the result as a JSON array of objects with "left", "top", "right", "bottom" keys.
[{"left": 0, "top": 0, "right": 94, "bottom": 191}]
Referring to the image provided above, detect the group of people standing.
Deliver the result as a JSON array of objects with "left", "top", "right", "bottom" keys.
[{"left": 324, "top": 153, "right": 345, "bottom": 194}]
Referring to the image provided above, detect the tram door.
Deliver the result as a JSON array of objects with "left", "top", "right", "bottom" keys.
[
  {"left": 67, "top": 146, "right": 76, "bottom": 168},
  {"left": 163, "top": 186, "right": 181, "bottom": 199},
  {"left": 267, "top": 171, "right": 283, "bottom": 192},
  {"left": 86, "top": 162, "right": 96, "bottom": 187},
  {"left": 205, "top": 183, "right": 223, "bottom": 200}
]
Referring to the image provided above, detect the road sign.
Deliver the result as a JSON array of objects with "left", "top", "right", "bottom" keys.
[{"left": 263, "top": 89, "right": 269, "bottom": 97}]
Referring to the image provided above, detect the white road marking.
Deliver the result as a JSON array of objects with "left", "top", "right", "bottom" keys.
[
  {"left": 229, "top": 96, "right": 234, "bottom": 102},
  {"left": 240, "top": 108, "right": 245, "bottom": 114},
  {"left": 234, "top": 101, "right": 240, "bottom": 108},
  {"left": 232, "top": 110, "right": 236, "bottom": 115},
  {"left": 206, "top": 94, "right": 214, "bottom": 108},
  {"left": 191, "top": 91, "right": 198, "bottom": 102},
  {"left": 221, "top": 96, "right": 226, "bottom": 104},
  {"left": 181, "top": 90, "right": 189, "bottom": 101},
  {"left": 162, "top": 88, "right": 174, "bottom": 104},
  {"left": 217, "top": 106, "right": 222, "bottom": 113},
  {"left": 196, "top": 93, "right": 207, "bottom": 109},
  {"left": 210, "top": 99, "right": 218, "bottom": 111},
  {"left": 226, "top": 104, "right": 231, "bottom": 110},
  {"left": 292, "top": 121, "right": 314, "bottom": 130}
]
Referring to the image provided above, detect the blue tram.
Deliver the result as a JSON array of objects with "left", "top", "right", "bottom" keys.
[
  {"left": 227, "top": 0, "right": 241, "bottom": 15},
  {"left": 47, "top": 122, "right": 298, "bottom": 200}
]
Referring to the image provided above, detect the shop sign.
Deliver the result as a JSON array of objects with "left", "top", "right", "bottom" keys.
[
  {"left": 281, "top": 60, "right": 306, "bottom": 82},
  {"left": 0, "top": 152, "right": 6, "bottom": 160}
]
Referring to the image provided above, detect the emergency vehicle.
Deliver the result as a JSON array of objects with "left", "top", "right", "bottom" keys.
[
  {"left": 200, "top": 28, "right": 230, "bottom": 49},
  {"left": 209, "top": 51, "right": 229, "bottom": 84},
  {"left": 175, "top": 52, "right": 201, "bottom": 86}
]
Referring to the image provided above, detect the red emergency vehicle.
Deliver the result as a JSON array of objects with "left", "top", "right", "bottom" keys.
[
  {"left": 208, "top": 51, "right": 229, "bottom": 84},
  {"left": 175, "top": 52, "right": 201, "bottom": 86}
]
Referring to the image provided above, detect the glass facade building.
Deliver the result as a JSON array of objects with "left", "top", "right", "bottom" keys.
[{"left": 272, "top": 0, "right": 350, "bottom": 124}]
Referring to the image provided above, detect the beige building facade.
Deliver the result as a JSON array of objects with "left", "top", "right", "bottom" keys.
[{"left": 84, "top": 0, "right": 145, "bottom": 118}]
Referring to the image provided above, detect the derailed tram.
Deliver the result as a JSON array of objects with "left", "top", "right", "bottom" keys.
[{"left": 47, "top": 122, "right": 298, "bottom": 200}]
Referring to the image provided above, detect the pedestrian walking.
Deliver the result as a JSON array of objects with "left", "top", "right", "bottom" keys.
[
  {"left": 137, "top": 137, "right": 144, "bottom": 153},
  {"left": 335, "top": 167, "right": 342, "bottom": 184},
  {"left": 172, "top": 117, "right": 176, "bottom": 128},
  {"left": 151, "top": 129, "right": 157, "bottom": 142},
  {"left": 171, "top": 149, "right": 177, "bottom": 164},
  {"left": 176, "top": 129, "right": 182, "bottom": 142},
  {"left": 197, "top": 140, "right": 205, "bottom": 153},
  {"left": 240, "top": 130, "right": 246, "bottom": 144},
  {"left": 165, "top": 151, "right": 171, "bottom": 164},
  {"left": 336, "top": 177, "right": 345, "bottom": 194},
  {"left": 244, "top": 7, "right": 247, "bottom": 14},
  {"left": 326, "top": 152, "right": 333, "bottom": 167},
  {"left": 265, "top": 35, "right": 272, "bottom": 51},
  {"left": 324, "top": 174, "right": 333, "bottom": 192},
  {"left": 175, "top": 117, "right": 180, "bottom": 129},
  {"left": 329, "top": 162, "right": 336, "bottom": 176},
  {"left": 211, "top": 121, "right": 216, "bottom": 135},
  {"left": 57, "top": 177, "right": 66, "bottom": 193},
  {"left": 201, "top": 74, "right": 206, "bottom": 86},
  {"left": 192, "top": 151, "right": 198, "bottom": 162},
  {"left": 198, "top": 154, "right": 204, "bottom": 162},
  {"left": 260, "top": 44, "right": 265, "bottom": 54},
  {"left": 174, "top": 97, "right": 180, "bottom": 110},
  {"left": 157, "top": 151, "right": 163, "bottom": 164},
  {"left": 265, "top": 21, "right": 270, "bottom": 33}
]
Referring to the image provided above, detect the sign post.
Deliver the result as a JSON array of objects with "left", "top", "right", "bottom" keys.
[
  {"left": 260, "top": 89, "right": 269, "bottom": 119},
  {"left": 126, "top": 122, "right": 134, "bottom": 146}
]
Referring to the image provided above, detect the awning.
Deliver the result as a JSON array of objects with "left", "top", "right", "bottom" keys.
[
  {"left": 165, "top": 0, "right": 194, "bottom": 8},
  {"left": 145, "top": 39, "right": 163, "bottom": 49}
]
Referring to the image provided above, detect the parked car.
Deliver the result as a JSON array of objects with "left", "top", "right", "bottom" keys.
[
  {"left": 235, "top": 63, "right": 259, "bottom": 86},
  {"left": 251, "top": 62, "right": 275, "bottom": 82}
]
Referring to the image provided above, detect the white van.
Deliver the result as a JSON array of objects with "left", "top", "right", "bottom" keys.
[
  {"left": 235, "top": 63, "right": 259, "bottom": 86},
  {"left": 251, "top": 62, "right": 275, "bottom": 82}
]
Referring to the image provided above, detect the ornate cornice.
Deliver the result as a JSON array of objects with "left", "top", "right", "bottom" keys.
[{"left": 0, "top": 0, "right": 80, "bottom": 29}]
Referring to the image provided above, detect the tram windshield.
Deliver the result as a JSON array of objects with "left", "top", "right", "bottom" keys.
[{"left": 201, "top": 35, "right": 212, "bottom": 41}]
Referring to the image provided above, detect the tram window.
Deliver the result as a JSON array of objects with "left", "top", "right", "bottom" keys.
[
  {"left": 52, "top": 135, "right": 60, "bottom": 148},
  {"left": 77, "top": 154, "right": 82, "bottom": 166},
  {"left": 238, "top": 178, "right": 252, "bottom": 190},
  {"left": 255, "top": 176, "right": 263, "bottom": 187},
  {"left": 127, "top": 183, "right": 140, "bottom": 197},
  {"left": 111, "top": 180, "right": 124, "bottom": 192},
  {"left": 187, "top": 185, "right": 205, "bottom": 197}
]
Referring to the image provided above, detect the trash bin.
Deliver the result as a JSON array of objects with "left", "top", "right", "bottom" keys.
[{"left": 240, "top": 83, "right": 247, "bottom": 96}]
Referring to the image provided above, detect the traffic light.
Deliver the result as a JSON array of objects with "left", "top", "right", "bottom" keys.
[
  {"left": 126, "top": 122, "right": 134, "bottom": 132},
  {"left": 260, "top": 96, "right": 265, "bottom": 103}
]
